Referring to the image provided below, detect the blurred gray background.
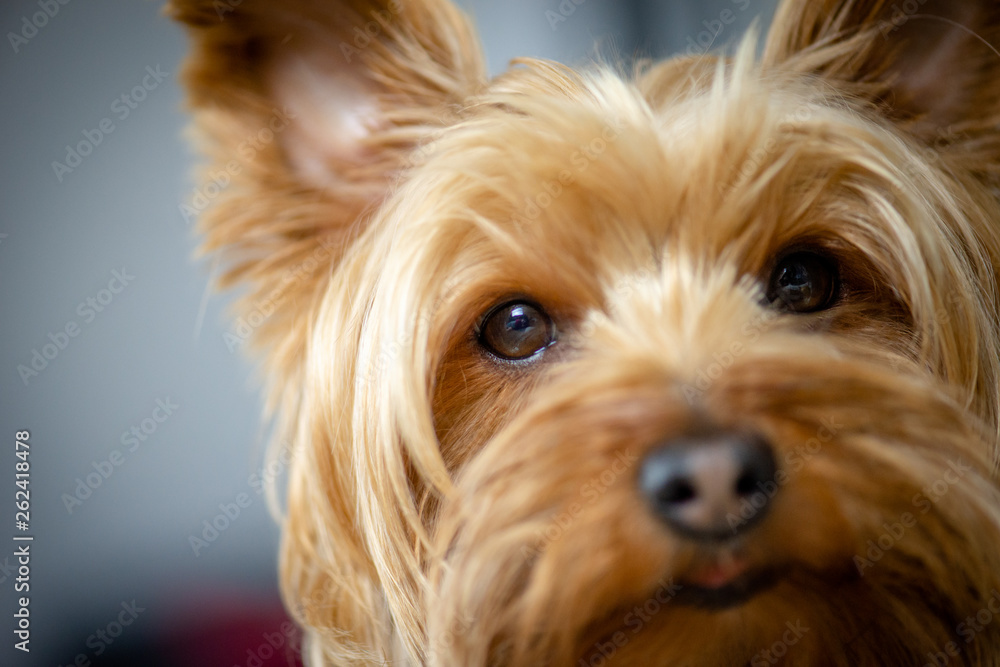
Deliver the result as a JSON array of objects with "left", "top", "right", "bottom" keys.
[{"left": 0, "top": 0, "right": 777, "bottom": 664}]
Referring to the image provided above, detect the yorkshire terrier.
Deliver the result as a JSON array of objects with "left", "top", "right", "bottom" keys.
[{"left": 171, "top": 0, "right": 1000, "bottom": 664}]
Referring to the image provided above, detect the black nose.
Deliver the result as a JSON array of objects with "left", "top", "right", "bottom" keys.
[{"left": 639, "top": 432, "right": 777, "bottom": 541}]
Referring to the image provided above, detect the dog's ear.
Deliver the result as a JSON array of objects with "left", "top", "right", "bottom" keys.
[
  {"left": 764, "top": 0, "right": 1000, "bottom": 149},
  {"left": 169, "top": 0, "right": 484, "bottom": 371}
]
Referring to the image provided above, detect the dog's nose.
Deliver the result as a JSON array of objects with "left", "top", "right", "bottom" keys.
[{"left": 639, "top": 432, "right": 777, "bottom": 541}]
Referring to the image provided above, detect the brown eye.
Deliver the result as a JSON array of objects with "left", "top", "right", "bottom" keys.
[
  {"left": 766, "top": 252, "right": 838, "bottom": 313},
  {"left": 478, "top": 301, "right": 555, "bottom": 360}
]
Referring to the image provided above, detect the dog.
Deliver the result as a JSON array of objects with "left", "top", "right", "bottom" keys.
[{"left": 170, "top": 0, "right": 1000, "bottom": 664}]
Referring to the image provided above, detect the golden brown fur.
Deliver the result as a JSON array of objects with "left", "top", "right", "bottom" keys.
[{"left": 170, "top": 0, "right": 1000, "bottom": 664}]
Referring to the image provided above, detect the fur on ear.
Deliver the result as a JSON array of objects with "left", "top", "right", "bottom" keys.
[
  {"left": 763, "top": 0, "right": 1000, "bottom": 183},
  {"left": 168, "top": 0, "right": 485, "bottom": 401}
]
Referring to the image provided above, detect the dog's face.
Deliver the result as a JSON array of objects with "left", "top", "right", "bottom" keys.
[{"left": 172, "top": 0, "right": 1000, "bottom": 664}]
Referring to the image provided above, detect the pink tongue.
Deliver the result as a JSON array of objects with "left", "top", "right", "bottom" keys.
[{"left": 688, "top": 559, "right": 749, "bottom": 589}]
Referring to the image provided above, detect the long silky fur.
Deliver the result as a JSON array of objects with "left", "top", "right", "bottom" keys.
[{"left": 171, "top": 0, "right": 1000, "bottom": 664}]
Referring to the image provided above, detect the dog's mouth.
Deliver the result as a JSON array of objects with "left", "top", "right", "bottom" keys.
[
  {"left": 575, "top": 558, "right": 778, "bottom": 665},
  {"left": 675, "top": 565, "right": 778, "bottom": 610},
  {"left": 578, "top": 554, "right": 776, "bottom": 648},
  {"left": 673, "top": 551, "right": 778, "bottom": 610}
]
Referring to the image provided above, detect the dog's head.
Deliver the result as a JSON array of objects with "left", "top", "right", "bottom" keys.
[{"left": 171, "top": 0, "right": 1000, "bottom": 664}]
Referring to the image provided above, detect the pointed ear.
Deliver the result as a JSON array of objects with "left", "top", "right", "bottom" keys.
[
  {"left": 168, "top": 0, "right": 484, "bottom": 370},
  {"left": 763, "top": 0, "right": 1000, "bottom": 145},
  {"left": 170, "top": 0, "right": 485, "bottom": 189}
]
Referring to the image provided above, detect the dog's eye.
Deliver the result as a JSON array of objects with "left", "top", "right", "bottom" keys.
[
  {"left": 478, "top": 301, "right": 555, "bottom": 360},
  {"left": 766, "top": 252, "right": 838, "bottom": 313}
]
